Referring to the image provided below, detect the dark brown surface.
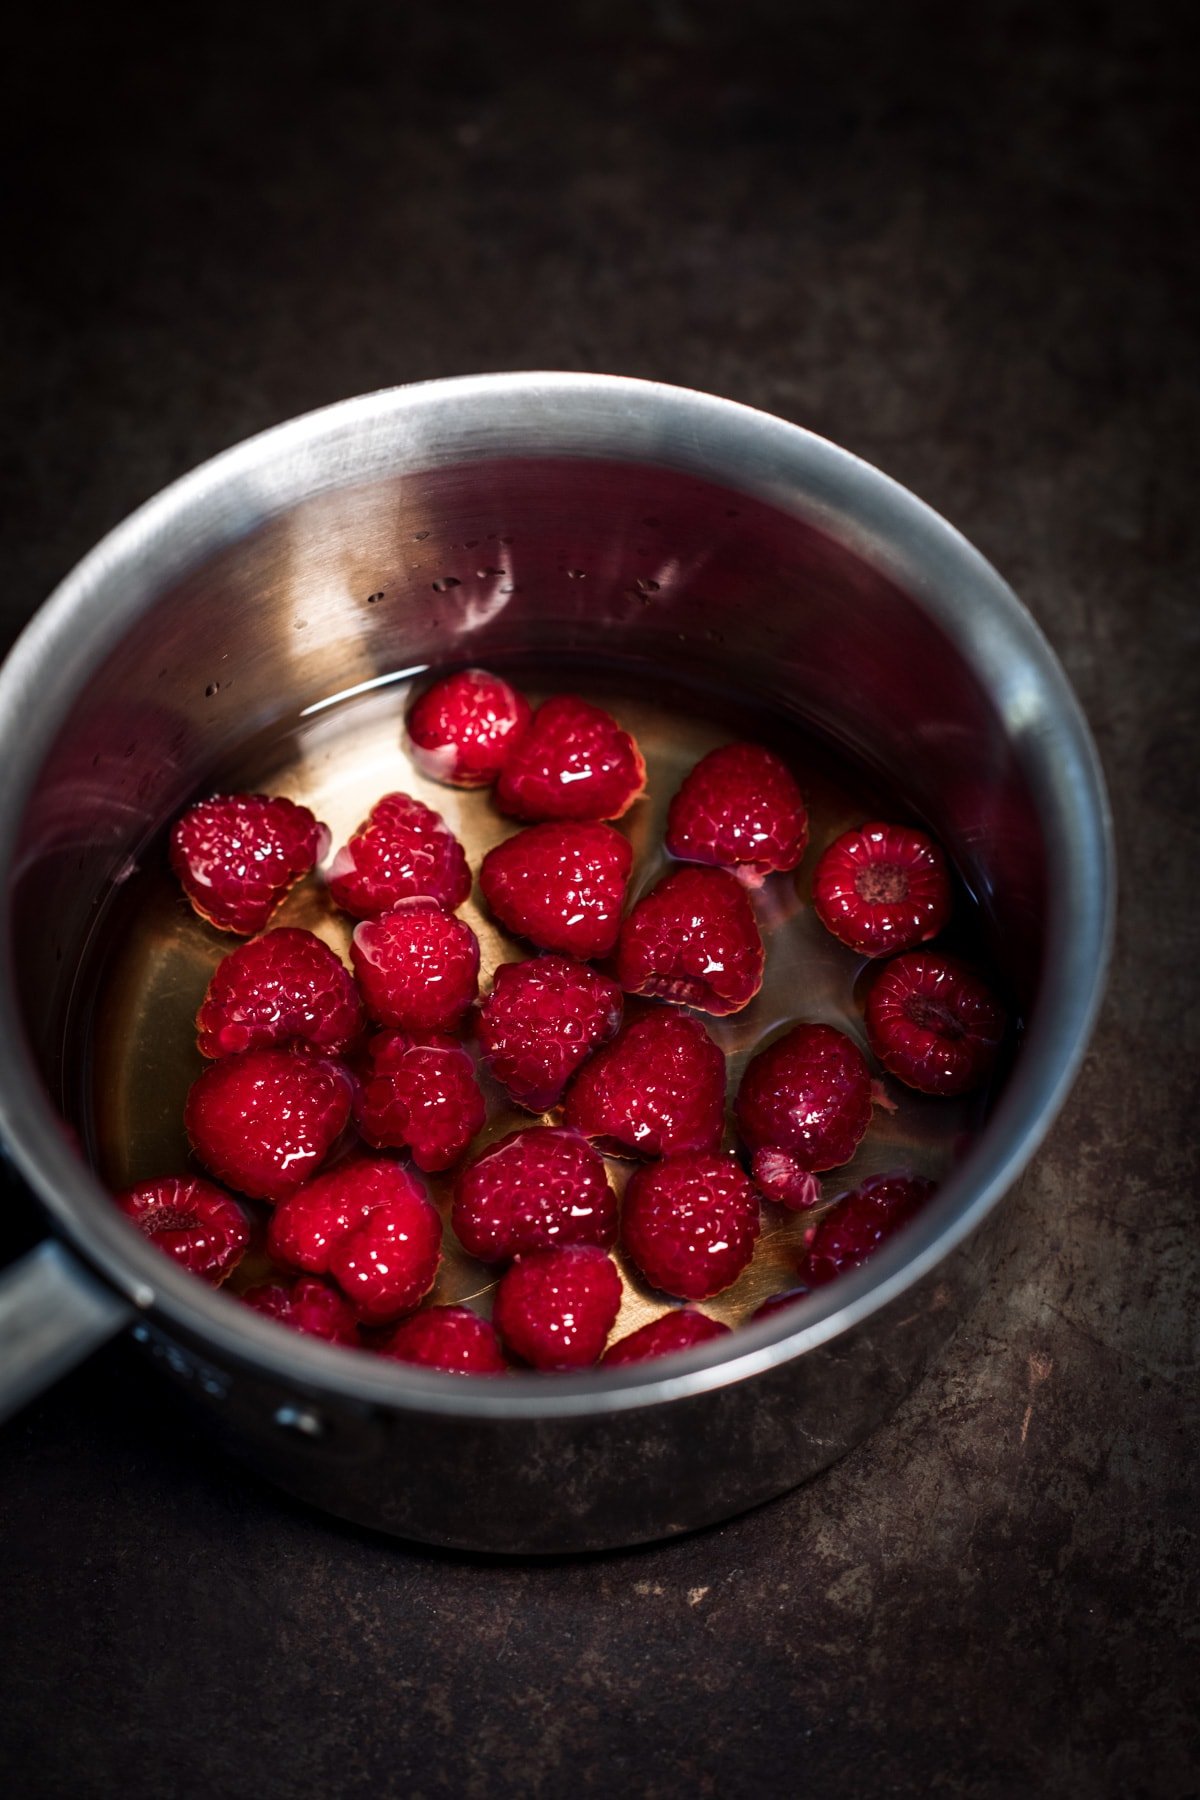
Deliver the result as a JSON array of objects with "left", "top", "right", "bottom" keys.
[{"left": 1, "top": 3, "right": 1196, "bottom": 1795}]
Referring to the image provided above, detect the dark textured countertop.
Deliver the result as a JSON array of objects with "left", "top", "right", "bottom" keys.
[{"left": 2, "top": 3, "right": 1195, "bottom": 1795}]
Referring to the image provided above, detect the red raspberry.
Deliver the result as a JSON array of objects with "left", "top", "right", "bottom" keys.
[
  {"left": 622, "top": 1153, "right": 761, "bottom": 1299},
  {"left": 735, "top": 1022, "right": 872, "bottom": 1203},
  {"left": 480, "top": 822, "right": 632, "bottom": 958},
  {"left": 478, "top": 955, "right": 624, "bottom": 1111},
  {"left": 492, "top": 1245, "right": 622, "bottom": 1370},
  {"left": 452, "top": 1126, "right": 617, "bottom": 1263},
  {"left": 379, "top": 1305, "right": 507, "bottom": 1375},
  {"left": 407, "top": 668, "right": 531, "bottom": 788},
  {"left": 354, "top": 1030, "right": 485, "bottom": 1171},
  {"left": 615, "top": 866, "right": 765, "bottom": 1016},
  {"left": 242, "top": 1275, "right": 362, "bottom": 1345},
  {"left": 801, "top": 1172, "right": 936, "bottom": 1286},
  {"left": 751, "top": 1287, "right": 812, "bottom": 1321},
  {"left": 665, "top": 743, "right": 809, "bottom": 881},
  {"left": 350, "top": 898, "right": 480, "bottom": 1030},
  {"left": 603, "top": 1309, "right": 731, "bottom": 1366},
  {"left": 865, "top": 952, "right": 1006, "bottom": 1095},
  {"left": 327, "top": 791, "right": 471, "bottom": 918},
  {"left": 812, "top": 822, "right": 952, "bottom": 956},
  {"left": 170, "top": 793, "right": 329, "bottom": 935},
  {"left": 185, "top": 1048, "right": 352, "bottom": 1200},
  {"left": 495, "top": 695, "right": 646, "bottom": 823},
  {"left": 196, "top": 927, "right": 364, "bottom": 1059},
  {"left": 268, "top": 1157, "right": 442, "bottom": 1324},
  {"left": 564, "top": 1009, "right": 726, "bottom": 1158},
  {"left": 113, "top": 1176, "right": 249, "bottom": 1283}
]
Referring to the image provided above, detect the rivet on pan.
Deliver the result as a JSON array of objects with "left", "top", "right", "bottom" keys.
[{"left": 274, "top": 1403, "right": 326, "bottom": 1438}]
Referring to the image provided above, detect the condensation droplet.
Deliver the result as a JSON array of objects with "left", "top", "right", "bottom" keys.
[
  {"left": 432, "top": 577, "right": 461, "bottom": 593},
  {"left": 205, "top": 682, "right": 220, "bottom": 698}
]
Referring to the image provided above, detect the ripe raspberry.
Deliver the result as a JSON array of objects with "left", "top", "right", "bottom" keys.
[
  {"left": 800, "top": 1172, "right": 936, "bottom": 1286},
  {"left": 751, "top": 1287, "right": 812, "bottom": 1321},
  {"left": 665, "top": 742, "right": 809, "bottom": 881},
  {"left": 327, "top": 791, "right": 471, "bottom": 918},
  {"left": 350, "top": 898, "right": 480, "bottom": 1031},
  {"left": 495, "top": 695, "right": 646, "bottom": 822},
  {"left": 452, "top": 1126, "right": 617, "bottom": 1263},
  {"left": 354, "top": 1030, "right": 485, "bottom": 1171},
  {"left": 564, "top": 1009, "right": 726, "bottom": 1158},
  {"left": 268, "top": 1157, "right": 442, "bottom": 1324},
  {"left": 407, "top": 668, "right": 531, "bottom": 788},
  {"left": 812, "top": 822, "right": 952, "bottom": 957},
  {"left": 735, "top": 1022, "right": 872, "bottom": 1203},
  {"left": 492, "top": 1245, "right": 622, "bottom": 1370},
  {"left": 865, "top": 952, "right": 1006, "bottom": 1095},
  {"left": 615, "top": 866, "right": 764, "bottom": 1016},
  {"left": 379, "top": 1305, "right": 507, "bottom": 1375},
  {"left": 170, "top": 793, "right": 329, "bottom": 935},
  {"left": 113, "top": 1176, "right": 249, "bottom": 1283},
  {"left": 480, "top": 822, "right": 632, "bottom": 958},
  {"left": 196, "top": 927, "right": 364, "bottom": 1059},
  {"left": 478, "top": 955, "right": 624, "bottom": 1111},
  {"left": 185, "top": 1048, "right": 352, "bottom": 1201},
  {"left": 242, "top": 1275, "right": 362, "bottom": 1345},
  {"left": 602, "top": 1309, "right": 731, "bottom": 1365},
  {"left": 622, "top": 1153, "right": 761, "bottom": 1299}
]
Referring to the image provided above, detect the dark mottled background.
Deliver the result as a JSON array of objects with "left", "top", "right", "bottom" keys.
[{"left": 1, "top": 2, "right": 1196, "bottom": 1795}]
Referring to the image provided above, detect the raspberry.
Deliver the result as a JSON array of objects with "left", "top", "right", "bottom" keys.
[
  {"left": 242, "top": 1275, "right": 362, "bottom": 1345},
  {"left": 800, "top": 1172, "right": 936, "bottom": 1286},
  {"left": 350, "top": 898, "right": 480, "bottom": 1030},
  {"left": 564, "top": 1009, "right": 726, "bottom": 1158},
  {"left": 865, "top": 952, "right": 1006, "bottom": 1095},
  {"left": 113, "top": 1176, "right": 249, "bottom": 1283},
  {"left": 379, "top": 1305, "right": 507, "bottom": 1375},
  {"left": 812, "top": 822, "right": 952, "bottom": 957},
  {"left": 477, "top": 955, "right": 624, "bottom": 1111},
  {"left": 354, "top": 1030, "right": 485, "bottom": 1170},
  {"left": 170, "top": 793, "right": 328, "bottom": 935},
  {"left": 185, "top": 1048, "right": 352, "bottom": 1200},
  {"left": 621, "top": 1153, "right": 761, "bottom": 1299},
  {"left": 602, "top": 1309, "right": 731, "bottom": 1365},
  {"left": 615, "top": 866, "right": 765, "bottom": 1016},
  {"left": 665, "top": 743, "right": 809, "bottom": 881},
  {"left": 327, "top": 791, "right": 471, "bottom": 918},
  {"left": 735, "top": 1022, "right": 872, "bottom": 1203},
  {"left": 268, "top": 1157, "right": 442, "bottom": 1324},
  {"left": 751, "top": 1287, "right": 812, "bottom": 1321},
  {"left": 480, "top": 822, "right": 632, "bottom": 958},
  {"left": 495, "top": 695, "right": 646, "bottom": 822},
  {"left": 492, "top": 1245, "right": 622, "bottom": 1370},
  {"left": 196, "top": 927, "right": 364, "bottom": 1059},
  {"left": 407, "top": 668, "right": 531, "bottom": 788},
  {"left": 452, "top": 1126, "right": 617, "bottom": 1263}
]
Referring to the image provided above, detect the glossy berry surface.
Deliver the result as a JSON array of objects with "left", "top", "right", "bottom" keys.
[
  {"left": 478, "top": 955, "right": 624, "bottom": 1111},
  {"left": 735, "top": 1022, "right": 872, "bottom": 1202},
  {"left": 196, "top": 927, "right": 364, "bottom": 1059},
  {"left": 865, "top": 951, "right": 1006, "bottom": 1095},
  {"left": 242, "top": 1275, "right": 362, "bottom": 1345},
  {"left": 495, "top": 695, "right": 646, "bottom": 822},
  {"left": 665, "top": 742, "right": 809, "bottom": 881},
  {"left": 603, "top": 1309, "right": 731, "bottom": 1366},
  {"left": 380, "top": 1305, "right": 507, "bottom": 1375},
  {"left": 354, "top": 1030, "right": 485, "bottom": 1170},
  {"left": 801, "top": 1172, "right": 936, "bottom": 1286},
  {"left": 564, "top": 1009, "right": 726, "bottom": 1158},
  {"left": 407, "top": 667, "right": 531, "bottom": 788},
  {"left": 480, "top": 821, "right": 632, "bottom": 958},
  {"left": 113, "top": 1176, "right": 249, "bottom": 1283},
  {"left": 327, "top": 791, "right": 471, "bottom": 918},
  {"left": 268, "top": 1157, "right": 442, "bottom": 1324},
  {"left": 812, "top": 822, "right": 952, "bottom": 957},
  {"left": 622, "top": 1153, "right": 761, "bottom": 1299},
  {"left": 170, "top": 793, "right": 328, "bottom": 935},
  {"left": 492, "top": 1245, "right": 622, "bottom": 1370},
  {"left": 184, "top": 1048, "right": 352, "bottom": 1201},
  {"left": 351, "top": 898, "right": 480, "bottom": 1031},
  {"left": 615, "top": 865, "right": 765, "bottom": 1015},
  {"left": 452, "top": 1126, "right": 617, "bottom": 1263}
]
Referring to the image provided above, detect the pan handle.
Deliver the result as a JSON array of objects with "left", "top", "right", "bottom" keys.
[{"left": 0, "top": 1240, "right": 132, "bottom": 1425}]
